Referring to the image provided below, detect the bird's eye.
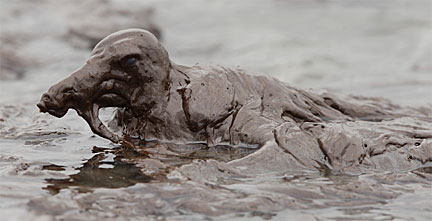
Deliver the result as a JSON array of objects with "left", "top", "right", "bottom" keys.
[
  {"left": 120, "top": 55, "right": 140, "bottom": 69},
  {"left": 125, "top": 57, "right": 137, "bottom": 67}
]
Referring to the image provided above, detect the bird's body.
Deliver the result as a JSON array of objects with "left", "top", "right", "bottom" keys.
[{"left": 38, "top": 29, "right": 432, "bottom": 174}]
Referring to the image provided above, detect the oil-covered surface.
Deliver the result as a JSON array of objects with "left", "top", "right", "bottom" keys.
[
  {"left": 1, "top": 0, "right": 432, "bottom": 220},
  {"left": 37, "top": 29, "right": 432, "bottom": 174}
]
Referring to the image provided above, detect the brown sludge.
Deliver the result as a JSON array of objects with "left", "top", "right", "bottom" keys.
[{"left": 37, "top": 29, "right": 432, "bottom": 175}]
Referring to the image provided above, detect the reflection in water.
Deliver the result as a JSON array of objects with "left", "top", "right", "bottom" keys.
[
  {"left": 42, "top": 164, "right": 66, "bottom": 171},
  {"left": 44, "top": 153, "right": 153, "bottom": 195},
  {"left": 43, "top": 141, "right": 259, "bottom": 195},
  {"left": 165, "top": 142, "right": 259, "bottom": 162}
]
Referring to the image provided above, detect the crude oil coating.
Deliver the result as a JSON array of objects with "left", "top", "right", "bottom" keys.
[{"left": 37, "top": 29, "right": 432, "bottom": 174}]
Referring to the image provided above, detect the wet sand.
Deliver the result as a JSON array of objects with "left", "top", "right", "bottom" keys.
[{"left": 1, "top": 0, "right": 432, "bottom": 220}]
